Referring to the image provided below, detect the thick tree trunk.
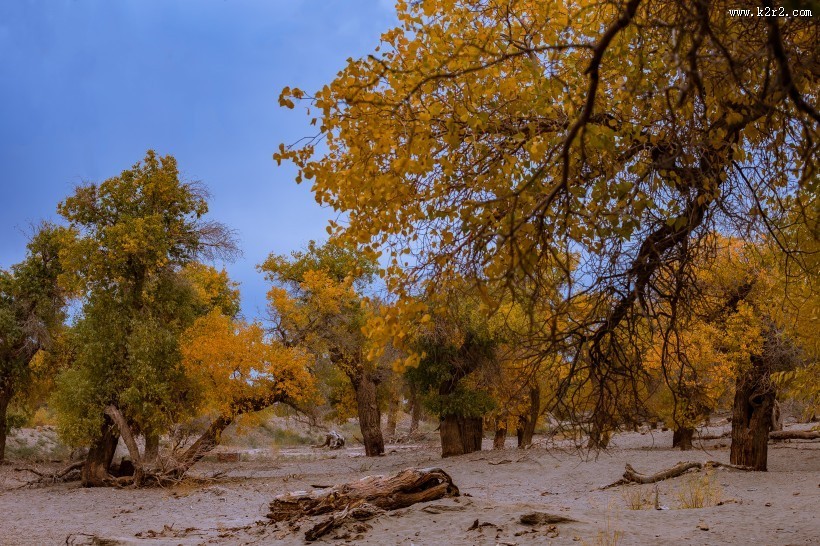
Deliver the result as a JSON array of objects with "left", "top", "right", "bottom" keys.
[
  {"left": 0, "top": 388, "right": 10, "bottom": 463},
  {"left": 493, "top": 417, "right": 507, "bottom": 450},
  {"left": 673, "top": 427, "right": 694, "bottom": 451},
  {"left": 353, "top": 372, "right": 384, "bottom": 456},
  {"left": 730, "top": 354, "right": 775, "bottom": 471},
  {"left": 81, "top": 416, "right": 120, "bottom": 487},
  {"left": 440, "top": 415, "right": 482, "bottom": 457}
]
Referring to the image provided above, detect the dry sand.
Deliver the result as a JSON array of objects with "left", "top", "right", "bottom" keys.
[{"left": 1, "top": 426, "right": 818, "bottom": 545}]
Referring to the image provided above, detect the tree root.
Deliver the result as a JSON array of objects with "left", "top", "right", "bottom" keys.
[
  {"left": 269, "top": 467, "right": 459, "bottom": 541},
  {"left": 603, "top": 460, "right": 755, "bottom": 488},
  {"left": 14, "top": 461, "right": 84, "bottom": 487}
]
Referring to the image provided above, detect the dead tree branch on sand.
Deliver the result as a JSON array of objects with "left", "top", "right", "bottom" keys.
[
  {"left": 268, "top": 467, "right": 459, "bottom": 541},
  {"left": 14, "top": 461, "right": 83, "bottom": 487},
  {"left": 769, "top": 430, "right": 820, "bottom": 441},
  {"left": 603, "top": 460, "right": 755, "bottom": 488}
]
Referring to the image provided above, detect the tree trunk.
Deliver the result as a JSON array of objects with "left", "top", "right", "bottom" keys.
[
  {"left": 353, "top": 372, "right": 384, "bottom": 457},
  {"left": 385, "top": 394, "right": 399, "bottom": 439},
  {"left": 409, "top": 387, "right": 422, "bottom": 434},
  {"left": 587, "top": 410, "right": 611, "bottom": 449},
  {"left": 81, "top": 416, "right": 120, "bottom": 487},
  {"left": 440, "top": 414, "right": 482, "bottom": 457},
  {"left": 143, "top": 432, "right": 160, "bottom": 465},
  {"left": 771, "top": 399, "right": 783, "bottom": 432},
  {"left": 673, "top": 427, "right": 694, "bottom": 451},
  {"left": 517, "top": 385, "right": 540, "bottom": 448},
  {"left": 0, "top": 388, "right": 10, "bottom": 463},
  {"left": 493, "top": 417, "right": 507, "bottom": 450},
  {"left": 730, "top": 354, "right": 775, "bottom": 471},
  {"left": 103, "top": 405, "right": 143, "bottom": 485},
  {"left": 170, "top": 415, "right": 232, "bottom": 478}
]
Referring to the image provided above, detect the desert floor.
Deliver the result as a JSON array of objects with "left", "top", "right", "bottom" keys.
[{"left": 1, "top": 425, "right": 818, "bottom": 545}]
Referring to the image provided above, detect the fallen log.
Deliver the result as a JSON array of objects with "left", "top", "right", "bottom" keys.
[
  {"left": 604, "top": 460, "right": 755, "bottom": 488},
  {"left": 304, "top": 501, "right": 383, "bottom": 541},
  {"left": 268, "top": 467, "right": 459, "bottom": 541},
  {"left": 769, "top": 430, "right": 820, "bottom": 441},
  {"left": 623, "top": 461, "right": 704, "bottom": 484}
]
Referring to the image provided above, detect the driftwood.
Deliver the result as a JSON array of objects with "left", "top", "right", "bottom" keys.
[
  {"left": 268, "top": 467, "right": 459, "bottom": 541},
  {"left": 604, "top": 460, "right": 754, "bottom": 488},
  {"left": 769, "top": 430, "right": 820, "bottom": 441},
  {"left": 520, "top": 511, "right": 577, "bottom": 525},
  {"left": 304, "top": 502, "right": 383, "bottom": 541}
]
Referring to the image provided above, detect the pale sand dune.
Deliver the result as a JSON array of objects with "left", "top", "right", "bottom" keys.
[{"left": 1, "top": 428, "right": 818, "bottom": 545}]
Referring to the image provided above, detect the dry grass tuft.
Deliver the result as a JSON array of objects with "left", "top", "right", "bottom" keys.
[
  {"left": 675, "top": 470, "right": 722, "bottom": 509},
  {"left": 621, "top": 485, "right": 653, "bottom": 510}
]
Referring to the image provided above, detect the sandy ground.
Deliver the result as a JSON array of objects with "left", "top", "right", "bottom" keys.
[{"left": 1, "top": 426, "right": 818, "bottom": 545}]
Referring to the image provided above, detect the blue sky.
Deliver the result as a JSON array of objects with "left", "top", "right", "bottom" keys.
[{"left": 0, "top": 0, "right": 397, "bottom": 319}]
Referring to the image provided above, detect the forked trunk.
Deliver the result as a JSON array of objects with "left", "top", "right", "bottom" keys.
[
  {"left": 353, "top": 372, "right": 384, "bottom": 456},
  {"left": 81, "top": 416, "right": 120, "bottom": 487},
  {"left": 440, "top": 415, "right": 482, "bottom": 457},
  {"left": 730, "top": 354, "right": 774, "bottom": 470},
  {"left": 0, "top": 388, "right": 10, "bottom": 463},
  {"left": 672, "top": 427, "right": 694, "bottom": 450}
]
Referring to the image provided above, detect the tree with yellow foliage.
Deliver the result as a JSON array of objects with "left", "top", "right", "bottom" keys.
[
  {"left": 175, "top": 310, "right": 314, "bottom": 477},
  {"left": 277, "top": 0, "right": 817, "bottom": 463},
  {"left": 260, "top": 241, "right": 390, "bottom": 456}
]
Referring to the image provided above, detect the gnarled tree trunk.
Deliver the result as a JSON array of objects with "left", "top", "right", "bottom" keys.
[
  {"left": 352, "top": 371, "right": 384, "bottom": 456},
  {"left": 440, "top": 415, "right": 482, "bottom": 457},
  {"left": 81, "top": 416, "right": 120, "bottom": 487},
  {"left": 730, "top": 354, "right": 775, "bottom": 470}
]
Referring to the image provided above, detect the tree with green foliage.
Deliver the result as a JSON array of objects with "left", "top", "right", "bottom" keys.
[
  {"left": 408, "top": 296, "right": 499, "bottom": 457},
  {"left": 53, "top": 150, "right": 237, "bottom": 486},
  {"left": 0, "top": 224, "right": 67, "bottom": 462}
]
